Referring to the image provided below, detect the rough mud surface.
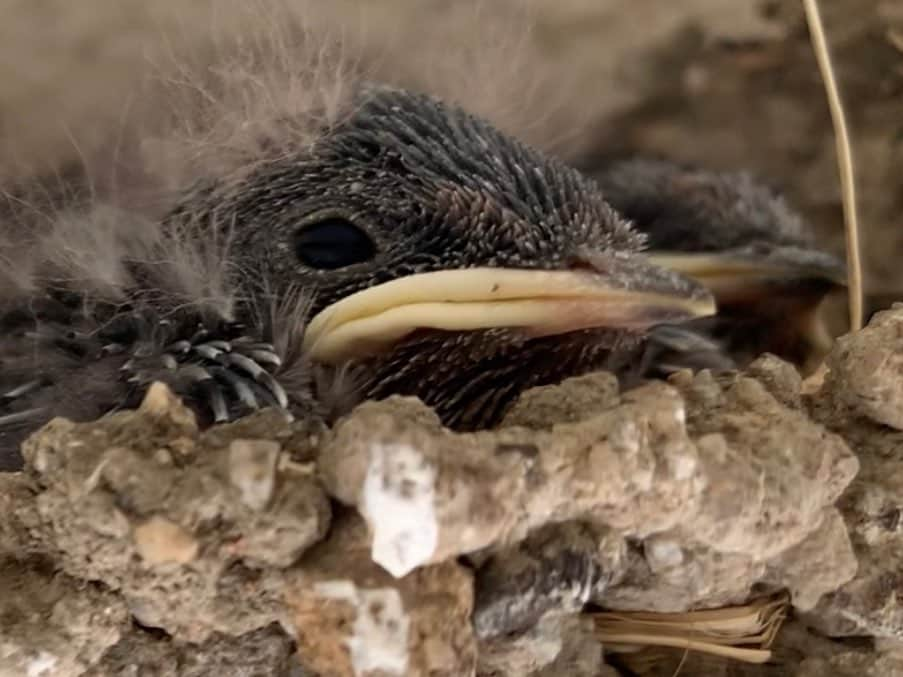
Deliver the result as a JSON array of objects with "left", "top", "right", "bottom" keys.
[
  {"left": 1, "top": 307, "right": 902, "bottom": 676},
  {"left": 2, "top": 2, "right": 903, "bottom": 676}
]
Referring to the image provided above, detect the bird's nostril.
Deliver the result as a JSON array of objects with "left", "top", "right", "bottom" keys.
[
  {"left": 566, "top": 251, "right": 621, "bottom": 277},
  {"left": 569, "top": 259, "right": 594, "bottom": 271}
]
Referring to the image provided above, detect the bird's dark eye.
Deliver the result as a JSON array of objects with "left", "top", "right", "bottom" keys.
[{"left": 293, "top": 218, "right": 376, "bottom": 270}]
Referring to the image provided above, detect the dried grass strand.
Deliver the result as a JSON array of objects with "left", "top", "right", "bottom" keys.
[
  {"left": 593, "top": 593, "right": 789, "bottom": 665},
  {"left": 802, "top": 0, "right": 864, "bottom": 331}
]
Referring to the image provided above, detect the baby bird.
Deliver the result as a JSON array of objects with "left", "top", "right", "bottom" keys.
[
  {"left": 0, "top": 86, "right": 714, "bottom": 470},
  {"left": 590, "top": 157, "right": 846, "bottom": 377}
]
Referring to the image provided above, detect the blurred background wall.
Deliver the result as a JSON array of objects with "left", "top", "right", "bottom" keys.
[{"left": 0, "top": 0, "right": 900, "bottom": 322}]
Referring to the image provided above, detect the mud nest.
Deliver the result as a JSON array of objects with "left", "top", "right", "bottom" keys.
[{"left": 2, "top": 305, "right": 902, "bottom": 676}]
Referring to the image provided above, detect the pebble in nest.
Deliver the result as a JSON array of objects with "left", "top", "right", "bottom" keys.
[{"left": 0, "top": 37, "right": 716, "bottom": 471}]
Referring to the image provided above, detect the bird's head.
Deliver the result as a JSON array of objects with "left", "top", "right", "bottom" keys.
[{"left": 174, "top": 87, "right": 714, "bottom": 428}]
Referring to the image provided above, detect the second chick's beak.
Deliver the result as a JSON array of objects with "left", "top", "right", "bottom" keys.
[
  {"left": 588, "top": 157, "right": 847, "bottom": 373},
  {"left": 647, "top": 244, "right": 845, "bottom": 370},
  {"left": 647, "top": 244, "right": 845, "bottom": 306},
  {"left": 304, "top": 253, "right": 716, "bottom": 366}
]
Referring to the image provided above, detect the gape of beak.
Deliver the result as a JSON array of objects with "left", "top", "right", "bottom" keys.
[{"left": 302, "top": 253, "right": 716, "bottom": 366}]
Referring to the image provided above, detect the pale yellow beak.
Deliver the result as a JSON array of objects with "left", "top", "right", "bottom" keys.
[{"left": 303, "top": 265, "right": 716, "bottom": 365}]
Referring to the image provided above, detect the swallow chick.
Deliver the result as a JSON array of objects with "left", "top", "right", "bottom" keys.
[
  {"left": 0, "top": 82, "right": 715, "bottom": 471},
  {"left": 590, "top": 157, "right": 846, "bottom": 377}
]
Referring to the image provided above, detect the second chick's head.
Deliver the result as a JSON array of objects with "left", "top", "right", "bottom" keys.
[{"left": 591, "top": 157, "right": 847, "bottom": 373}]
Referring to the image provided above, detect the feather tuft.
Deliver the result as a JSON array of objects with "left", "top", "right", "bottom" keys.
[{"left": 3, "top": 0, "right": 578, "bottom": 314}]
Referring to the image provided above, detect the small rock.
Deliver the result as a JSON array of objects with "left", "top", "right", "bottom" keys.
[
  {"left": 320, "top": 400, "right": 528, "bottom": 577},
  {"left": 532, "top": 615, "right": 607, "bottom": 677},
  {"left": 99, "top": 446, "right": 174, "bottom": 513},
  {"left": 133, "top": 516, "right": 199, "bottom": 565},
  {"left": 0, "top": 558, "right": 130, "bottom": 677},
  {"left": 602, "top": 539, "right": 766, "bottom": 612},
  {"left": 237, "top": 473, "right": 332, "bottom": 569},
  {"left": 85, "top": 622, "right": 299, "bottom": 677},
  {"left": 825, "top": 305, "right": 903, "bottom": 430},
  {"left": 139, "top": 382, "right": 199, "bottom": 431},
  {"left": 808, "top": 401, "right": 903, "bottom": 638},
  {"left": 478, "top": 614, "right": 602, "bottom": 677},
  {"left": 746, "top": 353, "right": 804, "bottom": 409},
  {"left": 286, "top": 515, "right": 477, "bottom": 677},
  {"left": 795, "top": 651, "right": 903, "bottom": 676},
  {"left": 16, "top": 401, "right": 331, "bottom": 641},
  {"left": 502, "top": 372, "right": 621, "bottom": 429},
  {"left": 229, "top": 439, "right": 281, "bottom": 511},
  {"left": 320, "top": 380, "right": 702, "bottom": 576},
  {"left": 767, "top": 509, "right": 858, "bottom": 611},
  {"left": 675, "top": 371, "right": 858, "bottom": 560},
  {"left": 360, "top": 440, "right": 440, "bottom": 578},
  {"left": 0, "top": 473, "right": 41, "bottom": 556}
]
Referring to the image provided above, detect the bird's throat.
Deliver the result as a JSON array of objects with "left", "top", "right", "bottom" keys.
[{"left": 353, "top": 326, "right": 638, "bottom": 431}]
